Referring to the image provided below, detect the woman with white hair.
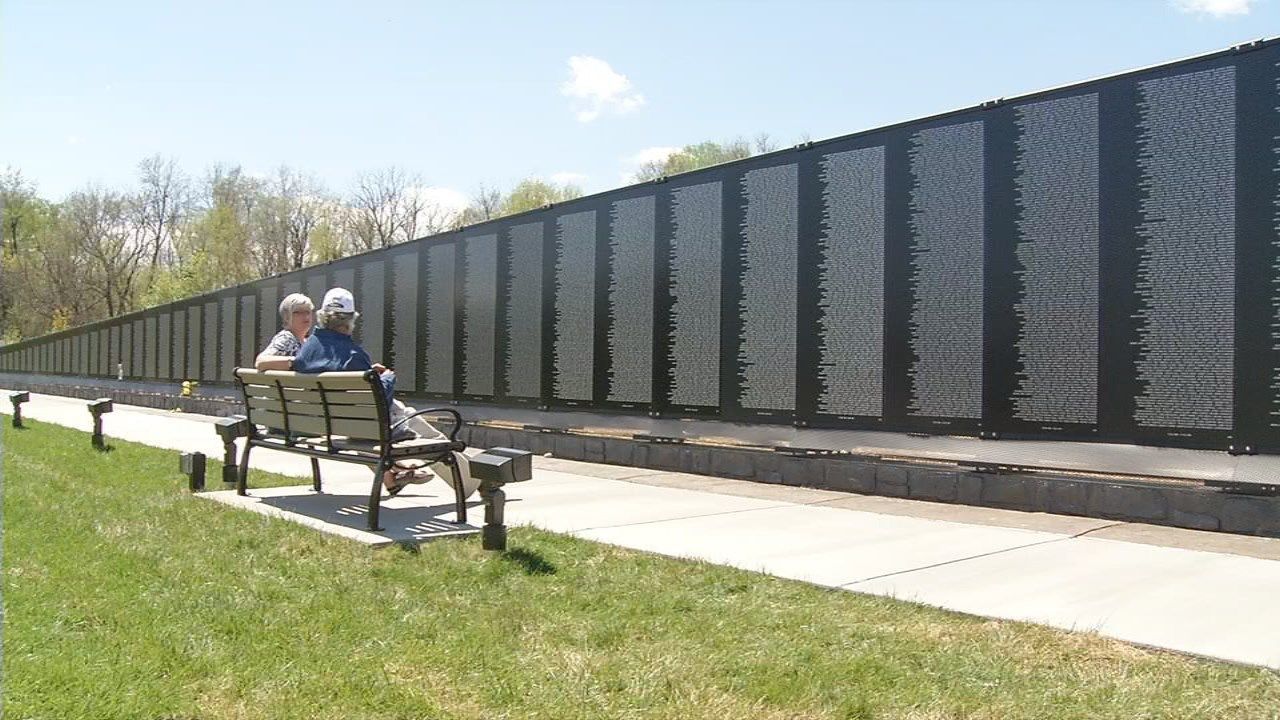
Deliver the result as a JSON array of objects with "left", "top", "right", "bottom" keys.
[{"left": 254, "top": 293, "right": 314, "bottom": 371}]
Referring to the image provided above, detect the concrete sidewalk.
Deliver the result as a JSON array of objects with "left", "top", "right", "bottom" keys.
[{"left": 5, "top": 390, "right": 1280, "bottom": 670}]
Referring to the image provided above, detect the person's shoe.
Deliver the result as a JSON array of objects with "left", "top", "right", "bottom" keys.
[
  {"left": 383, "top": 469, "right": 412, "bottom": 496},
  {"left": 383, "top": 467, "right": 431, "bottom": 496}
]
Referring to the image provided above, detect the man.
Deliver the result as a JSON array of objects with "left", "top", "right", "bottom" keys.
[
  {"left": 295, "top": 288, "right": 477, "bottom": 498},
  {"left": 254, "top": 293, "right": 313, "bottom": 371}
]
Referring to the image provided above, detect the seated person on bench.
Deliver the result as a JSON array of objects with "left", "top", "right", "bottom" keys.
[
  {"left": 254, "top": 293, "right": 314, "bottom": 371},
  {"left": 294, "top": 287, "right": 475, "bottom": 497}
]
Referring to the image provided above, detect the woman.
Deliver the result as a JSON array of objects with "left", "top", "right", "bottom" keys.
[{"left": 254, "top": 293, "right": 314, "bottom": 371}]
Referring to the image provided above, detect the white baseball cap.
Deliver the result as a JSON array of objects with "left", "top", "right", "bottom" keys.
[{"left": 321, "top": 287, "right": 356, "bottom": 314}]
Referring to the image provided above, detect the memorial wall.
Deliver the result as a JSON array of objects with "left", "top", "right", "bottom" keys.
[{"left": 4, "top": 41, "right": 1278, "bottom": 452}]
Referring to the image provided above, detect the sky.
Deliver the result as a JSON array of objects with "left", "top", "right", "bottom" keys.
[{"left": 2, "top": 0, "right": 1277, "bottom": 214}]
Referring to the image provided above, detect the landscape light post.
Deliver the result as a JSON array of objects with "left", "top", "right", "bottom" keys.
[{"left": 9, "top": 391, "right": 29, "bottom": 428}]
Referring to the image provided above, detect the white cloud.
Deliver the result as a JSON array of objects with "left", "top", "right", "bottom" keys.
[
  {"left": 549, "top": 171, "right": 588, "bottom": 186},
  {"left": 560, "top": 55, "right": 645, "bottom": 122},
  {"left": 65, "top": 135, "right": 81, "bottom": 146},
  {"left": 1173, "top": 0, "right": 1252, "bottom": 17},
  {"left": 412, "top": 185, "right": 470, "bottom": 215},
  {"left": 627, "top": 146, "right": 680, "bottom": 167}
]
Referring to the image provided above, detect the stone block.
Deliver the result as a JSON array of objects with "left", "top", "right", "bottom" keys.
[
  {"left": 603, "top": 438, "right": 634, "bottom": 465},
  {"left": 524, "top": 432, "right": 553, "bottom": 455},
  {"left": 751, "top": 453, "right": 783, "bottom": 484},
  {"left": 979, "top": 476, "right": 1037, "bottom": 510},
  {"left": 907, "top": 469, "right": 958, "bottom": 502},
  {"left": 1220, "top": 495, "right": 1280, "bottom": 537},
  {"left": 712, "top": 449, "right": 756, "bottom": 480},
  {"left": 1045, "top": 478, "right": 1089, "bottom": 516},
  {"left": 630, "top": 443, "right": 650, "bottom": 467},
  {"left": 956, "top": 472, "right": 984, "bottom": 504},
  {"left": 648, "top": 444, "right": 685, "bottom": 472},
  {"left": 777, "top": 456, "right": 818, "bottom": 487},
  {"left": 1086, "top": 483, "right": 1168, "bottom": 523},
  {"left": 1170, "top": 507, "right": 1220, "bottom": 531},
  {"left": 1167, "top": 490, "right": 1223, "bottom": 532},
  {"left": 823, "top": 459, "right": 877, "bottom": 494},
  {"left": 688, "top": 447, "right": 714, "bottom": 475},
  {"left": 582, "top": 438, "right": 606, "bottom": 463},
  {"left": 875, "top": 464, "right": 910, "bottom": 497},
  {"left": 553, "top": 434, "right": 585, "bottom": 459}
]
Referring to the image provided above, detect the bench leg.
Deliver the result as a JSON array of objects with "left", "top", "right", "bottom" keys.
[
  {"left": 311, "top": 457, "right": 322, "bottom": 493},
  {"left": 236, "top": 444, "right": 252, "bottom": 496},
  {"left": 446, "top": 453, "right": 467, "bottom": 524},
  {"left": 367, "top": 459, "right": 387, "bottom": 532}
]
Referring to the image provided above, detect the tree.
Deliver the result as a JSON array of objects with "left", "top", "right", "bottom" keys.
[
  {"left": 454, "top": 183, "right": 503, "bottom": 228},
  {"left": 0, "top": 168, "right": 38, "bottom": 254},
  {"left": 0, "top": 169, "right": 56, "bottom": 337},
  {"left": 133, "top": 154, "right": 188, "bottom": 269},
  {"left": 453, "top": 179, "right": 583, "bottom": 228},
  {"left": 407, "top": 190, "right": 456, "bottom": 239},
  {"left": 348, "top": 166, "right": 419, "bottom": 250},
  {"left": 253, "top": 167, "right": 330, "bottom": 273},
  {"left": 631, "top": 139, "right": 754, "bottom": 182},
  {"left": 500, "top": 178, "right": 582, "bottom": 216},
  {"left": 65, "top": 186, "right": 145, "bottom": 317}
]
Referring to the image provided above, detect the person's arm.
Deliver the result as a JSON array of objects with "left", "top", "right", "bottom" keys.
[
  {"left": 254, "top": 352, "right": 294, "bottom": 371},
  {"left": 256, "top": 331, "right": 302, "bottom": 371}
]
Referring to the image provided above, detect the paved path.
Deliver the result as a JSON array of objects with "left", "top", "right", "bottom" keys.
[{"left": 6, "top": 390, "right": 1280, "bottom": 670}]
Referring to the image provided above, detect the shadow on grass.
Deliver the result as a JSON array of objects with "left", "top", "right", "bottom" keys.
[{"left": 501, "top": 548, "right": 556, "bottom": 575}]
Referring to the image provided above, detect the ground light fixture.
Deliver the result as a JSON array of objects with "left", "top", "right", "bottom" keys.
[
  {"left": 213, "top": 415, "right": 251, "bottom": 485},
  {"left": 180, "top": 452, "right": 206, "bottom": 491},
  {"left": 9, "top": 390, "right": 29, "bottom": 428},
  {"left": 87, "top": 398, "right": 113, "bottom": 449},
  {"left": 467, "top": 447, "right": 534, "bottom": 551}
]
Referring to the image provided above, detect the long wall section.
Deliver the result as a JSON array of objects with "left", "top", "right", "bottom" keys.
[{"left": 5, "top": 41, "right": 1280, "bottom": 452}]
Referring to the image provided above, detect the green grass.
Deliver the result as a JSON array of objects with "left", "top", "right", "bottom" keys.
[{"left": 4, "top": 419, "right": 1279, "bottom": 719}]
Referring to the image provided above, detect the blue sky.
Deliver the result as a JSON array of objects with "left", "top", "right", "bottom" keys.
[{"left": 2, "top": 0, "right": 1276, "bottom": 212}]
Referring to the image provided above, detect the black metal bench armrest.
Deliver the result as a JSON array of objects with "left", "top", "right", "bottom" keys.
[{"left": 390, "top": 407, "right": 464, "bottom": 442}]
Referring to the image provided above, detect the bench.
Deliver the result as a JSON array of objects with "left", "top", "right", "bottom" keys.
[{"left": 232, "top": 368, "right": 469, "bottom": 531}]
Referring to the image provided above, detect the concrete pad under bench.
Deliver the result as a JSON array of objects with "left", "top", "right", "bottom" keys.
[{"left": 199, "top": 474, "right": 481, "bottom": 547}]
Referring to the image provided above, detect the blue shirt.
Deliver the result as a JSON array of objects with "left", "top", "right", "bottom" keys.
[{"left": 294, "top": 328, "right": 395, "bottom": 406}]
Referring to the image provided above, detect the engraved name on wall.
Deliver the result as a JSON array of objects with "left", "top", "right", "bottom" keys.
[
  {"left": 668, "top": 181, "right": 722, "bottom": 408},
  {"left": 737, "top": 164, "right": 798, "bottom": 412},
  {"left": 463, "top": 234, "right": 498, "bottom": 396},
  {"left": 424, "top": 244, "right": 455, "bottom": 394},
  {"left": 817, "top": 146, "right": 885, "bottom": 417},
  {"left": 1134, "top": 66, "right": 1235, "bottom": 430},
  {"left": 391, "top": 252, "right": 420, "bottom": 392},
  {"left": 552, "top": 210, "right": 596, "bottom": 401},
  {"left": 504, "top": 222, "right": 543, "bottom": 398},
  {"left": 1011, "top": 93, "right": 1100, "bottom": 425},
  {"left": 906, "top": 121, "right": 985, "bottom": 419},
  {"left": 606, "top": 196, "right": 655, "bottom": 404}
]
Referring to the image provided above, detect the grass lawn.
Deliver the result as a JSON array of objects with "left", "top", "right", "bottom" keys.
[{"left": 4, "top": 419, "right": 1279, "bottom": 719}]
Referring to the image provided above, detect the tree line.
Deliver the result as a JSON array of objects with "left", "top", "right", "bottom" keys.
[{"left": 0, "top": 136, "right": 782, "bottom": 343}]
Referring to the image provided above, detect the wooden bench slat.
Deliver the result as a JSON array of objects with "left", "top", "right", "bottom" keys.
[
  {"left": 250, "top": 410, "right": 383, "bottom": 440},
  {"left": 243, "top": 387, "right": 376, "bottom": 406},
  {"left": 244, "top": 396, "right": 381, "bottom": 420},
  {"left": 235, "top": 369, "right": 373, "bottom": 391}
]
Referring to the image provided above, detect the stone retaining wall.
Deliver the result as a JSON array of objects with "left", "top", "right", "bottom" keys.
[{"left": 460, "top": 425, "right": 1280, "bottom": 538}]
